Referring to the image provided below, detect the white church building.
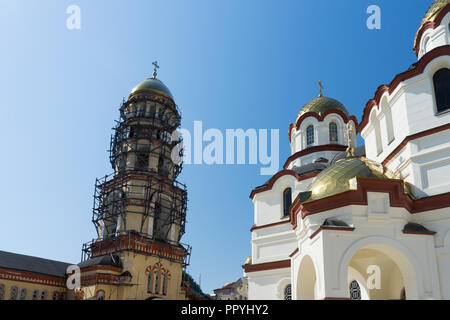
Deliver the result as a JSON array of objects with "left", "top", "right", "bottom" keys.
[{"left": 243, "top": 0, "right": 450, "bottom": 300}]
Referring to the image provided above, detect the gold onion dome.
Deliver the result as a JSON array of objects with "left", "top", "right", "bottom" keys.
[
  {"left": 296, "top": 96, "right": 349, "bottom": 122},
  {"left": 306, "top": 157, "right": 394, "bottom": 202},
  {"left": 130, "top": 78, "right": 174, "bottom": 100},
  {"left": 414, "top": 0, "right": 450, "bottom": 52},
  {"left": 422, "top": 0, "right": 449, "bottom": 24},
  {"left": 244, "top": 256, "right": 252, "bottom": 265}
]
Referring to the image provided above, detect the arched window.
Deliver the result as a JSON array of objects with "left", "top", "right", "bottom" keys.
[
  {"left": 284, "top": 284, "right": 292, "bottom": 300},
  {"left": 283, "top": 188, "right": 292, "bottom": 217},
  {"left": 32, "top": 289, "right": 39, "bottom": 300},
  {"left": 306, "top": 125, "right": 314, "bottom": 147},
  {"left": 155, "top": 269, "right": 161, "bottom": 294},
  {"left": 147, "top": 272, "right": 153, "bottom": 293},
  {"left": 162, "top": 274, "right": 168, "bottom": 296},
  {"left": 10, "top": 286, "right": 18, "bottom": 300},
  {"left": 60, "top": 292, "right": 66, "bottom": 300},
  {"left": 433, "top": 68, "right": 450, "bottom": 113},
  {"left": 40, "top": 290, "right": 47, "bottom": 300},
  {"left": 19, "top": 288, "right": 27, "bottom": 300},
  {"left": 349, "top": 280, "right": 361, "bottom": 300},
  {"left": 329, "top": 122, "right": 338, "bottom": 143},
  {"left": 96, "top": 290, "right": 105, "bottom": 300},
  {"left": 0, "top": 284, "right": 4, "bottom": 300},
  {"left": 52, "top": 292, "right": 59, "bottom": 301}
]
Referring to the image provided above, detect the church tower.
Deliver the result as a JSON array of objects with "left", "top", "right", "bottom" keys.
[{"left": 78, "top": 63, "right": 190, "bottom": 300}]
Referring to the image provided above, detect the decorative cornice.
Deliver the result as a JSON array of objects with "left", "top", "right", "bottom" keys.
[
  {"left": 289, "top": 108, "right": 358, "bottom": 142},
  {"left": 359, "top": 45, "right": 450, "bottom": 133},
  {"left": 250, "top": 220, "right": 291, "bottom": 232},
  {"left": 242, "top": 259, "right": 291, "bottom": 273},
  {"left": 0, "top": 267, "right": 66, "bottom": 288},
  {"left": 289, "top": 248, "right": 299, "bottom": 258},
  {"left": 283, "top": 144, "right": 347, "bottom": 170},
  {"left": 414, "top": 4, "right": 450, "bottom": 56},
  {"left": 290, "top": 177, "right": 450, "bottom": 229},
  {"left": 309, "top": 227, "right": 355, "bottom": 240},
  {"left": 382, "top": 122, "right": 450, "bottom": 166},
  {"left": 249, "top": 171, "right": 319, "bottom": 200}
]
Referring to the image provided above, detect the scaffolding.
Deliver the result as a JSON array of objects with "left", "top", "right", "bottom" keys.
[{"left": 81, "top": 90, "right": 190, "bottom": 266}]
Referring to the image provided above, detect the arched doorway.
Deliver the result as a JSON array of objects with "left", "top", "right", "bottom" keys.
[
  {"left": 297, "top": 255, "right": 317, "bottom": 300},
  {"left": 342, "top": 241, "right": 420, "bottom": 300}
]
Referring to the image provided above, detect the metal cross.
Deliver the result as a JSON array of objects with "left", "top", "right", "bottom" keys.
[
  {"left": 318, "top": 80, "right": 324, "bottom": 97},
  {"left": 345, "top": 122, "right": 355, "bottom": 157},
  {"left": 152, "top": 61, "right": 160, "bottom": 78}
]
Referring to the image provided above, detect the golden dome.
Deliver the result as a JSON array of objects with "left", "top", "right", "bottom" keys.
[
  {"left": 244, "top": 256, "right": 252, "bottom": 265},
  {"left": 422, "top": 0, "right": 449, "bottom": 24},
  {"left": 130, "top": 78, "right": 174, "bottom": 100},
  {"left": 414, "top": 0, "right": 450, "bottom": 54},
  {"left": 306, "top": 157, "right": 394, "bottom": 202},
  {"left": 296, "top": 96, "right": 349, "bottom": 122}
]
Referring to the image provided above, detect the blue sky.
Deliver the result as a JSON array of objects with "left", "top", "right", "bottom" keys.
[{"left": 0, "top": 0, "right": 429, "bottom": 294}]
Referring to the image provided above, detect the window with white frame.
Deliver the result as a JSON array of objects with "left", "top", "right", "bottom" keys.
[
  {"left": 283, "top": 188, "right": 292, "bottom": 217},
  {"left": 306, "top": 125, "right": 314, "bottom": 146},
  {"left": 329, "top": 122, "right": 338, "bottom": 143}
]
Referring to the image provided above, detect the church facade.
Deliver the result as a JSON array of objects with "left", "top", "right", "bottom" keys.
[
  {"left": 0, "top": 68, "right": 192, "bottom": 300},
  {"left": 244, "top": 0, "right": 450, "bottom": 300}
]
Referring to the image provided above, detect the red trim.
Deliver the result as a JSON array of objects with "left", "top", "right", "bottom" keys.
[
  {"left": 80, "top": 265, "right": 123, "bottom": 273},
  {"left": 289, "top": 248, "right": 299, "bottom": 258},
  {"left": 402, "top": 231, "right": 436, "bottom": 236},
  {"left": 382, "top": 123, "right": 450, "bottom": 166},
  {"left": 414, "top": 5, "right": 450, "bottom": 56},
  {"left": 251, "top": 220, "right": 291, "bottom": 232},
  {"left": 359, "top": 45, "right": 450, "bottom": 133},
  {"left": 283, "top": 144, "right": 347, "bottom": 170},
  {"left": 290, "top": 177, "right": 450, "bottom": 229},
  {"left": 290, "top": 109, "right": 358, "bottom": 142},
  {"left": 249, "top": 170, "right": 319, "bottom": 200},
  {"left": 242, "top": 260, "right": 291, "bottom": 273},
  {"left": 0, "top": 267, "right": 66, "bottom": 288},
  {"left": 309, "top": 227, "right": 355, "bottom": 240}
]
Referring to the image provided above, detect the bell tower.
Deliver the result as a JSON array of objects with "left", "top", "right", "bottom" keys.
[{"left": 79, "top": 64, "right": 191, "bottom": 300}]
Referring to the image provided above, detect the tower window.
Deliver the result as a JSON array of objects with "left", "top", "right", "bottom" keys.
[
  {"left": 284, "top": 284, "right": 292, "bottom": 300},
  {"left": 433, "top": 68, "right": 450, "bottom": 113},
  {"left": 283, "top": 188, "right": 292, "bottom": 217},
  {"left": 10, "top": 286, "right": 18, "bottom": 300},
  {"left": 155, "top": 269, "right": 161, "bottom": 294},
  {"left": 96, "top": 290, "right": 105, "bottom": 300},
  {"left": 162, "top": 274, "right": 168, "bottom": 296},
  {"left": 135, "top": 152, "right": 149, "bottom": 171},
  {"left": 147, "top": 272, "right": 153, "bottom": 293},
  {"left": 19, "top": 288, "right": 27, "bottom": 300},
  {"left": 306, "top": 125, "right": 314, "bottom": 146},
  {"left": 329, "top": 122, "right": 338, "bottom": 143}
]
